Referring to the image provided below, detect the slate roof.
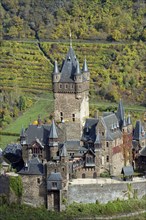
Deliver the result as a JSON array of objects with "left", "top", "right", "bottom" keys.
[
  {"left": 82, "top": 58, "right": 88, "bottom": 72},
  {"left": 139, "top": 147, "right": 146, "bottom": 156},
  {"left": 47, "top": 172, "right": 63, "bottom": 181},
  {"left": 82, "top": 118, "right": 98, "bottom": 142},
  {"left": 102, "top": 113, "right": 122, "bottom": 140},
  {"left": 133, "top": 120, "right": 145, "bottom": 140},
  {"left": 60, "top": 143, "right": 68, "bottom": 157},
  {"left": 121, "top": 166, "right": 134, "bottom": 176},
  {"left": 18, "top": 157, "right": 44, "bottom": 175},
  {"left": 25, "top": 124, "right": 50, "bottom": 145},
  {"left": 2, "top": 144, "right": 22, "bottom": 164},
  {"left": 60, "top": 46, "right": 78, "bottom": 82}
]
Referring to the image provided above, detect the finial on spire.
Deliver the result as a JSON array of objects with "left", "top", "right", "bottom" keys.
[{"left": 69, "top": 30, "right": 72, "bottom": 47}]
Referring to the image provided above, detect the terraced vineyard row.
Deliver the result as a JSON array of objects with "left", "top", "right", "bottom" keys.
[
  {"left": 0, "top": 40, "right": 146, "bottom": 104},
  {"left": 0, "top": 41, "right": 53, "bottom": 92}
]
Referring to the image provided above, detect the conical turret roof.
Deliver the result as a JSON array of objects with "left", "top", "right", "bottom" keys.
[
  {"left": 53, "top": 60, "right": 59, "bottom": 74},
  {"left": 61, "top": 143, "right": 68, "bottom": 157},
  {"left": 20, "top": 127, "right": 25, "bottom": 137},
  {"left": 82, "top": 58, "right": 88, "bottom": 72},
  {"left": 49, "top": 120, "right": 58, "bottom": 139}
]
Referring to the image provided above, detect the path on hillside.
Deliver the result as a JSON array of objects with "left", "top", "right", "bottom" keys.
[{"left": 76, "top": 210, "right": 146, "bottom": 220}]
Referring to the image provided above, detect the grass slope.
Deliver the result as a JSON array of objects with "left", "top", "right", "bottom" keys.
[{"left": 0, "top": 93, "right": 53, "bottom": 149}]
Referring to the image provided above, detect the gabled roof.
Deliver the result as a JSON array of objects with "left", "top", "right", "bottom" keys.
[
  {"left": 47, "top": 172, "right": 63, "bottom": 181},
  {"left": 102, "top": 113, "right": 122, "bottom": 140},
  {"left": 25, "top": 124, "right": 50, "bottom": 145},
  {"left": 49, "top": 120, "right": 58, "bottom": 139},
  {"left": 133, "top": 120, "right": 145, "bottom": 140},
  {"left": 18, "top": 157, "right": 44, "bottom": 175},
  {"left": 121, "top": 166, "right": 134, "bottom": 176}
]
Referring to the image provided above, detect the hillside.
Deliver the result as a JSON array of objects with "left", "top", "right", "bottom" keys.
[
  {"left": 1, "top": 0, "right": 146, "bottom": 41},
  {"left": 0, "top": 0, "right": 146, "bottom": 134}
]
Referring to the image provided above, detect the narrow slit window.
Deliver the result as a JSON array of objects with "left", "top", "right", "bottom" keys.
[{"left": 72, "top": 114, "right": 75, "bottom": 122}]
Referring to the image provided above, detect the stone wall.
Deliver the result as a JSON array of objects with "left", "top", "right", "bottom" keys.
[
  {"left": 68, "top": 180, "right": 146, "bottom": 204},
  {"left": 0, "top": 175, "right": 9, "bottom": 195},
  {"left": 21, "top": 175, "right": 46, "bottom": 207}
]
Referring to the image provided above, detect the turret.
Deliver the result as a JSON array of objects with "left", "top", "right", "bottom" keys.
[
  {"left": 48, "top": 120, "right": 59, "bottom": 161},
  {"left": 82, "top": 58, "right": 90, "bottom": 80},
  {"left": 20, "top": 127, "right": 26, "bottom": 145},
  {"left": 52, "top": 60, "right": 61, "bottom": 83},
  {"left": 116, "top": 99, "right": 125, "bottom": 130},
  {"left": 60, "top": 143, "right": 68, "bottom": 163},
  {"left": 74, "top": 60, "right": 82, "bottom": 83}
]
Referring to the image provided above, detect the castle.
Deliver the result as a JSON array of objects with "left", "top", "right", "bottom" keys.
[{"left": 2, "top": 42, "right": 146, "bottom": 211}]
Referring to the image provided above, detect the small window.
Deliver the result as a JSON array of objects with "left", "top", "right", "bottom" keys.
[
  {"left": 52, "top": 182, "right": 57, "bottom": 188},
  {"left": 59, "top": 84, "right": 62, "bottom": 89},
  {"left": 71, "top": 84, "right": 74, "bottom": 89},
  {"left": 72, "top": 114, "right": 75, "bottom": 122},
  {"left": 106, "top": 142, "right": 109, "bottom": 147},
  {"left": 102, "top": 132, "right": 104, "bottom": 136},
  {"left": 65, "top": 84, "right": 68, "bottom": 89},
  {"left": 62, "top": 167, "right": 65, "bottom": 172},
  {"left": 106, "top": 156, "right": 109, "bottom": 162},
  {"left": 37, "top": 178, "right": 40, "bottom": 184},
  {"left": 60, "top": 112, "right": 63, "bottom": 121}
]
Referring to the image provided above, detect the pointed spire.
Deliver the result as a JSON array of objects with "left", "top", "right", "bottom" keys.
[
  {"left": 123, "top": 117, "right": 127, "bottom": 127},
  {"left": 53, "top": 60, "right": 59, "bottom": 74},
  {"left": 117, "top": 99, "right": 125, "bottom": 128},
  {"left": 61, "top": 143, "right": 67, "bottom": 157},
  {"left": 20, "top": 126, "right": 25, "bottom": 137},
  {"left": 49, "top": 120, "right": 58, "bottom": 139},
  {"left": 133, "top": 120, "right": 143, "bottom": 140},
  {"left": 127, "top": 114, "right": 131, "bottom": 125},
  {"left": 75, "top": 59, "right": 81, "bottom": 75},
  {"left": 82, "top": 57, "right": 88, "bottom": 72}
]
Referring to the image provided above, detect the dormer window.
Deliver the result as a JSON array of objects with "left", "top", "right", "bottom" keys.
[
  {"left": 52, "top": 182, "right": 57, "bottom": 188},
  {"left": 67, "top": 56, "right": 71, "bottom": 61}
]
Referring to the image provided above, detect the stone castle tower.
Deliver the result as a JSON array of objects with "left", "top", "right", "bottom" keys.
[{"left": 52, "top": 43, "right": 90, "bottom": 140}]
